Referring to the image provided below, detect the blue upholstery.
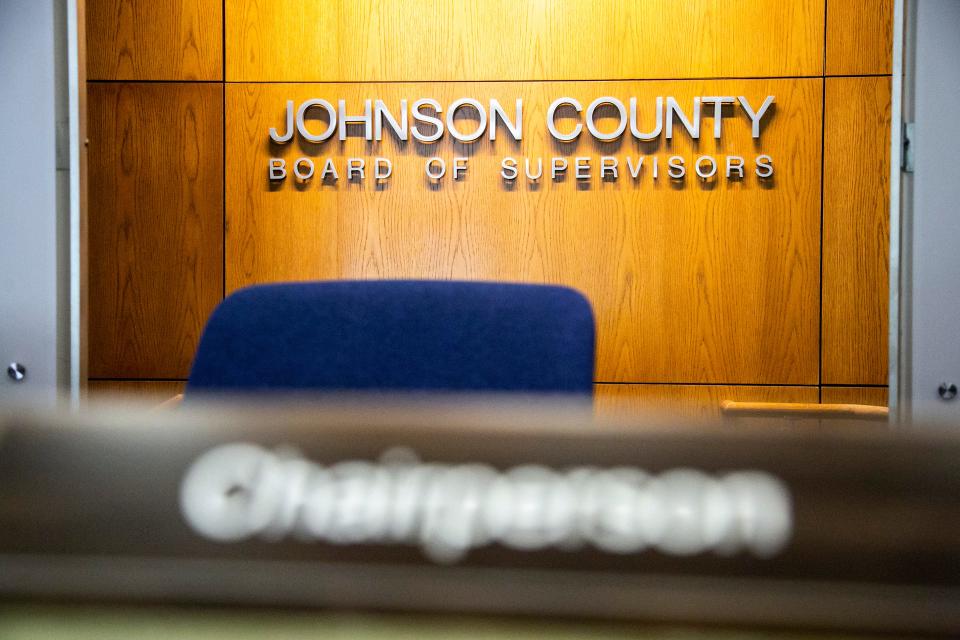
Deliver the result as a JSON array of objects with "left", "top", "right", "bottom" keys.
[{"left": 186, "top": 280, "right": 595, "bottom": 396}]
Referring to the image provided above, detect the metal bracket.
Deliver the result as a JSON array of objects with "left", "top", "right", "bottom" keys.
[{"left": 902, "top": 121, "right": 915, "bottom": 173}]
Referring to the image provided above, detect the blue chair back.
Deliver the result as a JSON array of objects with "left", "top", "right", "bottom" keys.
[{"left": 186, "top": 280, "right": 595, "bottom": 396}]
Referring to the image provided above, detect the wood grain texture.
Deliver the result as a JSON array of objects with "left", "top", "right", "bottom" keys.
[
  {"left": 821, "top": 386, "right": 889, "bottom": 407},
  {"left": 86, "top": 380, "right": 186, "bottom": 402},
  {"left": 87, "top": 83, "right": 223, "bottom": 378},
  {"left": 86, "top": 0, "right": 222, "bottom": 80},
  {"left": 822, "top": 76, "right": 890, "bottom": 385},
  {"left": 226, "top": 0, "right": 824, "bottom": 82},
  {"left": 595, "top": 384, "right": 818, "bottom": 421},
  {"left": 721, "top": 400, "right": 887, "bottom": 419},
  {"left": 227, "top": 79, "right": 822, "bottom": 384},
  {"left": 826, "top": 0, "right": 894, "bottom": 76}
]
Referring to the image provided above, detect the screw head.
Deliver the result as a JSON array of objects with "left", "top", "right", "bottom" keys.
[
  {"left": 7, "top": 362, "right": 26, "bottom": 382},
  {"left": 938, "top": 382, "right": 957, "bottom": 401}
]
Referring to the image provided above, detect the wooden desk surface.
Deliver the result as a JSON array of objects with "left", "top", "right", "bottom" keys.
[{"left": 0, "top": 398, "right": 957, "bottom": 636}]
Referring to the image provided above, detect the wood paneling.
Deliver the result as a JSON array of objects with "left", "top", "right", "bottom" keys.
[
  {"left": 227, "top": 79, "right": 822, "bottom": 384},
  {"left": 826, "top": 0, "right": 894, "bottom": 76},
  {"left": 595, "top": 384, "right": 819, "bottom": 421},
  {"left": 86, "top": 380, "right": 186, "bottom": 402},
  {"left": 822, "top": 76, "right": 891, "bottom": 385},
  {"left": 88, "top": 83, "right": 223, "bottom": 379},
  {"left": 87, "top": 0, "right": 223, "bottom": 80},
  {"left": 84, "top": 1, "right": 893, "bottom": 416},
  {"left": 226, "top": 0, "right": 824, "bottom": 82},
  {"left": 821, "top": 386, "right": 889, "bottom": 407}
]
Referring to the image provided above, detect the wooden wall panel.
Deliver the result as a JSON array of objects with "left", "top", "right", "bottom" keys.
[
  {"left": 822, "top": 76, "right": 891, "bottom": 385},
  {"left": 226, "top": 0, "right": 824, "bottom": 82},
  {"left": 87, "top": 0, "right": 223, "bottom": 80},
  {"left": 595, "top": 384, "right": 819, "bottom": 421},
  {"left": 88, "top": 83, "right": 223, "bottom": 379},
  {"left": 821, "top": 386, "right": 888, "bottom": 407},
  {"left": 85, "top": 1, "right": 893, "bottom": 415},
  {"left": 86, "top": 380, "right": 186, "bottom": 402},
  {"left": 826, "top": 0, "right": 894, "bottom": 76},
  {"left": 227, "top": 79, "right": 822, "bottom": 384}
]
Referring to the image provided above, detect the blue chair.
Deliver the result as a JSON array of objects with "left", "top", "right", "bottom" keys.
[{"left": 185, "top": 280, "right": 595, "bottom": 396}]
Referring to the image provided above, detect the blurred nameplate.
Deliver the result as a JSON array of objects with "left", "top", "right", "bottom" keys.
[{"left": 0, "top": 397, "right": 958, "bottom": 634}]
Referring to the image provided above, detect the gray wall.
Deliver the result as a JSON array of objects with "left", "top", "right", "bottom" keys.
[
  {"left": 902, "top": 0, "right": 960, "bottom": 424},
  {"left": 0, "top": 0, "right": 64, "bottom": 405}
]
